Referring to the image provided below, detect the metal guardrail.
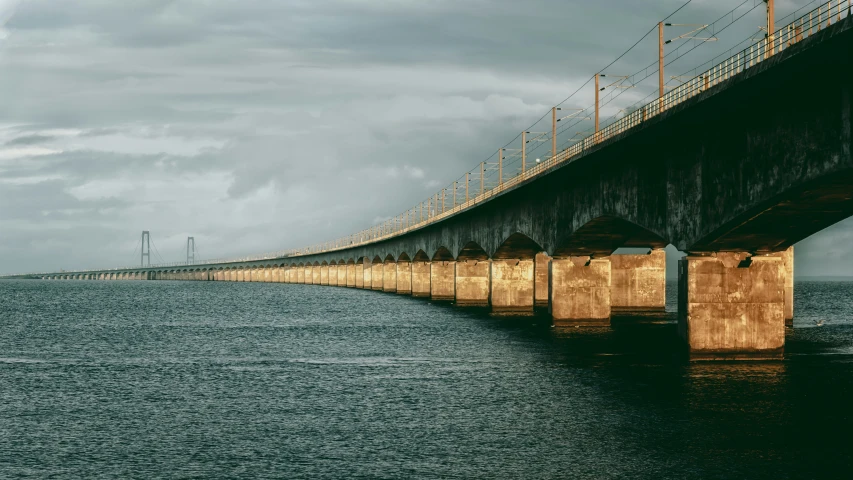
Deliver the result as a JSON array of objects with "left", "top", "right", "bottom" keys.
[{"left": 6, "top": 0, "right": 850, "bottom": 278}]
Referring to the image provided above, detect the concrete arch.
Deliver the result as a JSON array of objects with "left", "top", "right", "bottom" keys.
[
  {"left": 398, "top": 252, "right": 411, "bottom": 262},
  {"left": 321, "top": 260, "right": 328, "bottom": 266},
  {"left": 346, "top": 258, "right": 355, "bottom": 265},
  {"left": 688, "top": 172, "right": 853, "bottom": 253},
  {"left": 412, "top": 250, "right": 430, "bottom": 262},
  {"left": 555, "top": 216, "right": 666, "bottom": 258},
  {"left": 371, "top": 255, "right": 383, "bottom": 264},
  {"left": 431, "top": 247, "right": 454, "bottom": 261},
  {"left": 384, "top": 254, "right": 396, "bottom": 263},
  {"left": 493, "top": 233, "right": 542, "bottom": 260},
  {"left": 457, "top": 241, "right": 489, "bottom": 261}
]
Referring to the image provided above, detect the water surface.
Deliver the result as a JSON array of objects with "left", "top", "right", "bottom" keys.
[{"left": 1, "top": 280, "right": 852, "bottom": 479}]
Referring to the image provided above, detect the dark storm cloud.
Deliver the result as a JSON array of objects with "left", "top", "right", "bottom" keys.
[
  {"left": 5, "top": 133, "right": 54, "bottom": 145},
  {"left": 1, "top": 0, "right": 851, "bottom": 275}
]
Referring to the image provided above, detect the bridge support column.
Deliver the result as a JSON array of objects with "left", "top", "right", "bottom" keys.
[
  {"left": 455, "top": 260, "right": 490, "bottom": 307},
  {"left": 550, "top": 256, "right": 612, "bottom": 326},
  {"left": 534, "top": 253, "right": 551, "bottom": 308},
  {"left": 610, "top": 249, "right": 666, "bottom": 314},
  {"left": 678, "top": 253, "right": 785, "bottom": 361},
  {"left": 430, "top": 261, "right": 455, "bottom": 301},
  {"left": 412, "top": 261, "right": 430, "bottom": 297},
  {"left": 312, "top": 266, "right": 321, "bottom": 285},
  {"left": 296, "top": 267, "right": 304, "bottom": 284},
  {"left": 337, "top": 264, "right": 346, "bottom": 286},
  {"left": 361, "top": 260, "right": 371, "bottom": 289},
  {"left": 383, "top": 262, "right": 397, "bottom": 293},
  {"left": 355, "top": 263, "right": 364, "bottom": 288},
  {"left": 346, "top": 263, "right": 355, "bottom": 287},
  {"left": 321, "top": 265, "right": 329, "bottom": 285},
  {"left": 491, "top": 259, "right": 534, "bottom": 315},
  {"left": 328, "top": 265, "right": 338, "bottom": 286},
  {"left": 780, "top": 246, "right": 794, "bottom": 327},
  {"left": 371, "top": 262, "right": 383, "bottom": 291},
  {"left": 397, "top": 261, "right": 412, "bottom": 294}
]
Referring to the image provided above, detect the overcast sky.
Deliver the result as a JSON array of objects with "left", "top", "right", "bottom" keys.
[{"left": 0, "top": 0, "right": 850, "bottom": 277}]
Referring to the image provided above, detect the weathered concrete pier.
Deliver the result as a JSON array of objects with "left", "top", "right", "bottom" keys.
[{"left": 9, "top": 6, "right": 853, "bottom": 361}]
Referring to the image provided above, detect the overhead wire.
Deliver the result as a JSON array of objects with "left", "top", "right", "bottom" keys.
[{"left": 570, "top": 0, "right": 765, "bottom": 146}]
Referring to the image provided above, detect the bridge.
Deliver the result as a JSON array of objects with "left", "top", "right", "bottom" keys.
[{"left": 6, "top": 2, "right": 853, "bottom": 360}]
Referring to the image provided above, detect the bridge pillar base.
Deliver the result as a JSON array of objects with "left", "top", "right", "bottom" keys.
[
  {"left": 355, "top": 264, "right": 365, "bottom": 288},
  {"left": 430, "top": 261, "right": 456, "bottom": 301},
  {"left": 336, "top": 265, "right": 346, "bottom": 286},
  {"left": 321, "top": 266, "right": 330, "bottom": 286},
  {"left": 678, "top": 253, "right": 785, "bottom": 361},
  {"left": 534, "top": 253, "right": 551, "bottom": 308},
  {"left": 550, "top": 257, "right": 611, "bottom": 326},
  {"left": 383, "top": 263, "right": 397, "bottom": 293},
  {"left": 346, "top": 264, "right": 356, "bottom": 287},
  {"left": 490, "top": 259, "right": 534, "bottom": 315},
  {"left": 371, "top": 263, "right": 383, "bottom": 291},
  {"left": 412, "top": 261, "right": 430, "bottom": 297},
  {"left": 455, "top": 260, "right": 490, "bottom": 307},
  {"left": 396, "top": 262, "right": 412, "bottom": 294},
  {"left": 611, "top": 249, "right": 666, "bottom": 314}
]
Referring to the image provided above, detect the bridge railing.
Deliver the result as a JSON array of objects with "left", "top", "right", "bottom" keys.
[{"left": 8, "top": 1, "right": 850, "bottom": 278}]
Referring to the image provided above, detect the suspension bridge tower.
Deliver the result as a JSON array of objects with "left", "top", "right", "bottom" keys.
[{"left": 141, "top": 231, "right": 151, "bottom": 267}]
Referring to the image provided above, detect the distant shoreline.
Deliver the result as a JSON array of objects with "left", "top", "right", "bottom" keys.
[
  {"left": 665, "top": 276, "right": 853, "bottom": 282},
  {"left": 795, "top": 276, "right": 853, "bottom": 282}
]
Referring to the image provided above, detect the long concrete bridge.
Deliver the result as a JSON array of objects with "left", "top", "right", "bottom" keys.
[{"left": 8, "top": 3, "right": 853, "bottom": 360}]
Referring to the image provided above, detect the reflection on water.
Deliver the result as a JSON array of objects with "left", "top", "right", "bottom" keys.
[{"left": 0, "top": 279, "right": 851, "bottom": 479}]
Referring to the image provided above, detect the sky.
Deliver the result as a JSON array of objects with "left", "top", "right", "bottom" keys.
[{"left": 0, "top": 0, "right": 851, "bottom": 277}]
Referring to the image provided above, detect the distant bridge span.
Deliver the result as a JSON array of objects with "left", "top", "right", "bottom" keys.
[{"left": 9, "top": 5, "right": 853, "bottom": 360}]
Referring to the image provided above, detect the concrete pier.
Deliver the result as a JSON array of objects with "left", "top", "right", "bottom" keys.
[
  {"left": 610, "top": 249, "right": 666, "bottom": 313},
  {"left": 362, "top": 259, "right": 372, "bottom": 289},
  {"left": 430, "top": 261, "right": 456, "bottom": 301},
  {"left": 534, "top": 253, "right": 550, "bottom": 308},
  {"left": 383, "top": 261, "right": 397, "bottom": 293},
  {"left": 455, "top": 260, "right": 490, "bottom": 307},
  {"left": 328, "top": 264, "right": 338, "bottom": 286},
  {"left": 312, "top": 265, "right": 321, "bottom": 285},
  {"left": 397, "top": 261, "right": 412, "bottom": 295},
  {"left": 550, "top": 256, "right": 612, "bottom": 326},
  {"left": 412, "top": 261, "right": 430, "bottom": 298},
  {"left": 356, "top": 262, "right": 365, "bottom": 288},
  {"left": 337, "top": 264, "right": 347, "bottom": 286},
  {"left": 371, "top": 259, "right": 383, "bottom": 291},
  {"left": 346, "top": 263, "right": 356, "bottom": 287},
  {"left": 490, "top": 259, "right": 534, "bottom": 315},
  {"left": 321, "top": 264, "right": 329, "bottom": 285},
  {"left": 678, "top": 253, "right": 785, "bottom": 361}
]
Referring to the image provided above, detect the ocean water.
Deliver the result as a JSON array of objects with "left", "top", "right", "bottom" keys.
[{"left": 1, "top": 279, "right": 852, "bottom": 479}]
